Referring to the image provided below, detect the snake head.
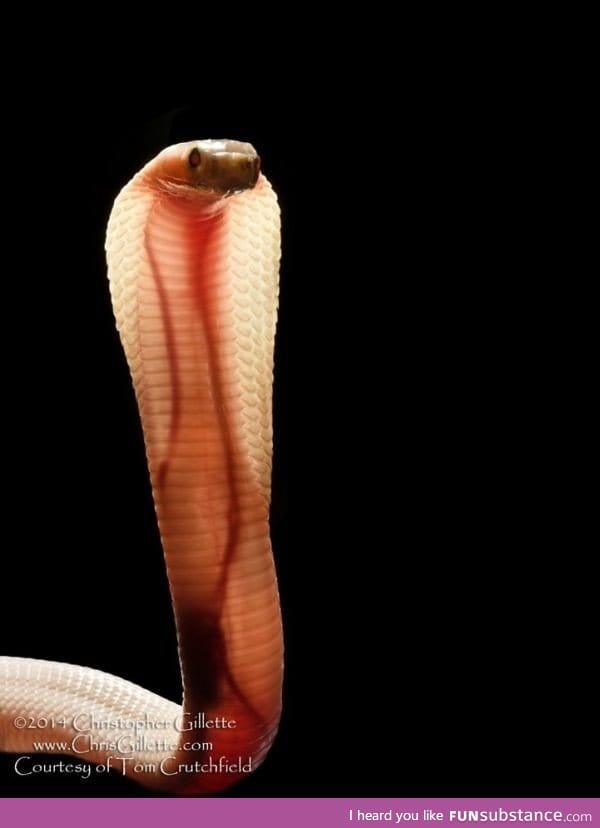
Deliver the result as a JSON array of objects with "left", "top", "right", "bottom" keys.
[{"left": 154, "top": 140, "right": 261, "bottom": 198}]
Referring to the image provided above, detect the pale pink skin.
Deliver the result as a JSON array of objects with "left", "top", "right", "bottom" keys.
[{"left": 0, "top": 141, "right": 283, "bottom": 795}]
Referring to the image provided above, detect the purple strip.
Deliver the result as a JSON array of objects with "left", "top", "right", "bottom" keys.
[{"left": 0, "top": 798, "right": 598, "bottom": 828}]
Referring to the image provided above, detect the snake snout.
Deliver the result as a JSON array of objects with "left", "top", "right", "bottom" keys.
[
  {"left": 218, "top": 152, "right": 260, "bottom": 193},
  {"left": 188, "top": 140, "right": 261, "bottom": 194}
]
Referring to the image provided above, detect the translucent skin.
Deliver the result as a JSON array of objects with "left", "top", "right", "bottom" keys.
[{"left": 0, "top": 142, "right": 283, "bottom": 795}]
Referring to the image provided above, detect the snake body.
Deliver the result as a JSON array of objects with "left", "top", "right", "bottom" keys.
[{"left": 0, "top": 140, "right": 283, "bottom": 794}]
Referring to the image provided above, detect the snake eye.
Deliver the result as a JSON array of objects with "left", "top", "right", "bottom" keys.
[{"left": 189, "top": 148, "right": 202, "bottom": 168}]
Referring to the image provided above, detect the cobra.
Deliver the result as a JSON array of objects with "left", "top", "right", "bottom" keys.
[{"left": 0, "top": 140, "right": 283, "bottom": 795}]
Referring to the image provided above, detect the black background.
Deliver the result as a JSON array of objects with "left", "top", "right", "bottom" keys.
[{"left": 0, "top": 84, "right": 594, "bottom": 797}]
